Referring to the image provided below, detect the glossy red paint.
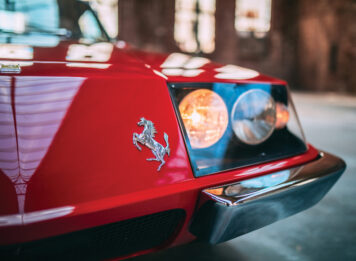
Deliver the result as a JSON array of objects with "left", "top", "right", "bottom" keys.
[
  {"left": 0, "top": 72, "right": 193, "bottom": 211},
  {"left": 125, "top": 49, "right": 287, "bottom": 85},
  {"left": 0, "top": 41, "right": 318, "bottom": 257}
]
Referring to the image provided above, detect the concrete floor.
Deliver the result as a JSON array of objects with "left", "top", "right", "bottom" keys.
[{"left": 130, "top": 92, "right": 356, "bottom": 261}]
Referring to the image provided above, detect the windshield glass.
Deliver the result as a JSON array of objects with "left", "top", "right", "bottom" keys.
[{"left": 0, "top": 0, "right": 109, "bottom": 46}]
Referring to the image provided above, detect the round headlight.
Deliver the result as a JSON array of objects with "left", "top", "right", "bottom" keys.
[
  {"left": 179, "top": 89, "right": 228, "bottom": 149},
  {"left": 231, "top": 89, "right": 276, "bottom": 145}
]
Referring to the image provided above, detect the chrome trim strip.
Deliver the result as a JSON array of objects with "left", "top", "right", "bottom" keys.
[
  {"left": 190, "top": 151, "right": 346, "bottom": 244},
  {"left": 0, "top": 206, "right": 74, "bottom": 227}
]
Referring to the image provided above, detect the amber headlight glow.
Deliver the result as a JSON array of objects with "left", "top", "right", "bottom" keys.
[
  {"left": 231, "top": 89, "right": 276, "bottom": 145},
  {"left": 178, "top": 89, "right": 228, "bottom": 149},
  {"left": 275, "top": 102, "right": 290, "bottom": 129}
]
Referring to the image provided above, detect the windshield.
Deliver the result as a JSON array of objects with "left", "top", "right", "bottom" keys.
[{"left": 0, "top": 0, "right": 109, "bottom": 46}]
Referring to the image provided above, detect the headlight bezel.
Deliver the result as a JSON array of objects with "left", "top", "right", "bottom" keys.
[{"left": 168, "top": 82, "right": 307, "bottom": 177}]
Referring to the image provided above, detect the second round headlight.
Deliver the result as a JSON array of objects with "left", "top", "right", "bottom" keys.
[{"left": 231, "top": 89, "right": 276, "bottom": 145}]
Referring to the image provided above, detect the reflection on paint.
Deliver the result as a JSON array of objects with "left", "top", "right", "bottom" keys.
[
  {"left": 160, "top": 53, "right": 209, "bottom": 78},
  {"left": 162, "top": 68, "right": 204, "bottom": 77},
  {"left": 215, "top": 64, "right": 259, "bottom": 80},
  {"left": 66, "top": 62, "right": 111, "bottom": 69},
  {"left": 66, "top": 43, "right": 113, "bottom": 62},
  {"left": 160, "top": 53, "right": 210, "bottom": 69},
  {"left": 0, "top": 44, "right": 34, "bottom": 59},
  {"left": 239, "top": 161, "right": 287, "bottom": 175},
  {"left": 162, "top": 68, "right": 183, "bottom": 76},
  {"left": 160, "top": 53, "right": 191, "bottom": 68},
  {"left": 0, "top": 76, "right": 84, "bottom": 224},
  {"left": 152, "top": 69, "right": 168, "bottom": 80},
  {"left": 0, "top": 60, "right": 33, "bottom": 67},
  {"left": 160, "top": 53, "right": 260, "bottom": 80},
  {"left": 184, "top": 57, "right": 210, "bottom": 69},
  {"left": 0, "top": 206, "right": 74, "bottom": 227},
  {"left": 116, "top": 41, "right": 127, "bottom": 49}
]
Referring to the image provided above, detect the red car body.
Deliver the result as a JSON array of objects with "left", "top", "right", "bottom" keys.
[{"left": 0, "top": 39, "right": 345, "bottom": 260}]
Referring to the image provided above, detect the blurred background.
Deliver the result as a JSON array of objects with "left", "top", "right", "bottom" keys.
[{"left": 89, "top": 0, "right": 355, "bottom": 93}]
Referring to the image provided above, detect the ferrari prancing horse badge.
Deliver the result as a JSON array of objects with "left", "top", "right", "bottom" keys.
[{"left": 133, "top": 118, "right": 170, "bottom": 171}]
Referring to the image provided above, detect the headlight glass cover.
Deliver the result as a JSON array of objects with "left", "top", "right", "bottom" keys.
[
  {"left": 179, "top": 89, "right": 228, "bottom": 149},
  {"left": 231, "top": 89, "right": 276, "bottom": 145},
  {"left": 169, "top": 82, "right": 307, "bottom": 177}
]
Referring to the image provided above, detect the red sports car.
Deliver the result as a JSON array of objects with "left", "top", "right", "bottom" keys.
[{"left": 0, "top": 1, "right": 346, "bottom": 260}]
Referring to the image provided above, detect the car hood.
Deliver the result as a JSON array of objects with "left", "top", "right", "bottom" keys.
[
  {"left": 0, "top": 44, "right": 196, "bottom": 220},
  {"left": 0, "top": 40, "right": 285, "bottom": 219}
]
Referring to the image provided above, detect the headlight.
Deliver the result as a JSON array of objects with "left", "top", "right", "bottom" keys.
[
  {"left": 169, "top": 83, "right": 307, "bottom": 177},
  {"left": 178, "top": 89, "right": 228, "bottom": 149},
  {"left": 231, "top": 89, "right": 276, "bottom": 145}
]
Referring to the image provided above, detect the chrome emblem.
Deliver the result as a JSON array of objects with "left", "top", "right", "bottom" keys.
[
  {"left": 133, "top": 117, "right": 170, "bottom": 171},
  {"left": 0, "top": 63, "right": 21, "bottom": 73}
]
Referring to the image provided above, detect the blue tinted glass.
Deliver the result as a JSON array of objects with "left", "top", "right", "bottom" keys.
[{"left": 169, "top": 82, "right": 306, "bottom": 177}]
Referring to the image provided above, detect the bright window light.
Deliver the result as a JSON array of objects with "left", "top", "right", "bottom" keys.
[
  {"left": 174, "top": 0, "right": 216, "bottom": 53},
  {"left": 235, "top": 0, "right": 272, "bottom": 38}
]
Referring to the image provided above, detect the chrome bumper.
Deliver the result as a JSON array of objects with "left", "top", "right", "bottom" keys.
[{"left": 190, "top": 151, "right": 346, "bottom": 244}]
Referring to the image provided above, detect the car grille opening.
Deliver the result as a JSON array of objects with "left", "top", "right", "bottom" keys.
[{"left": 0, "top": 209, "right": 186, "bottom": 260}]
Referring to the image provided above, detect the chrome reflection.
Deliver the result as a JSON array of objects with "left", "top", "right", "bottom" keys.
[
  {"left": 204, "top": 167, "right": 303, "bottom": 206},
  {"left": 133, "top": 118, "right": 170, "bottom": 171},
  {"left": 191, "top": 152, "right": 345, "bottom": 244},
  {"left": 0, "top": 76, "right": 83, "bottom": 221}
]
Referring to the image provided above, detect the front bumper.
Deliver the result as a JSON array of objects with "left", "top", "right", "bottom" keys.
[{"left": 190, "top": 151, "right": 346, "bottom": 244}]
